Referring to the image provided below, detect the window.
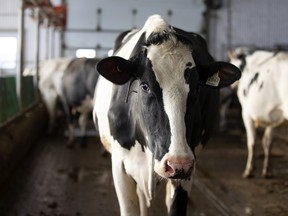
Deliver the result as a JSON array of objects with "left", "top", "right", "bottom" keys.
[
  {"left": 0, "top": 37, "right": 17, "bottom": 69},
  {"left": 76, "top": 49, "right": 96, "bottom": 58}
]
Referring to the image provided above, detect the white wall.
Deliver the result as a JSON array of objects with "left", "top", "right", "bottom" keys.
[
  {"left": 64, "top": 0, "right": 205, "bottom": 57},
  {"left": 0, "top": 0, "right": 62, "bottom": 74},
  {"left": 0, "top": 0, "right": 206, "bottom": 73},
  {"left": 1, "top": 0, "right": 288, "bottom": 73}
]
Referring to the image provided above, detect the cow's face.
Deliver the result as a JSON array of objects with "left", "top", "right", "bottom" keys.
[
  {"left": 96, "top": 30, "right": 240, "bottom": 180},
  {"left": 140, "top": 39, "right": 199, "bottom": 179}
]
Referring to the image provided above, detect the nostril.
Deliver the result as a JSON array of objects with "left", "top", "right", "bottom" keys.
[
  {"left": 165, "top": 159, "right": 194, "bottom": 178},
  {"left": 165, "top": 161, "right": 175, "bottom": 175}
]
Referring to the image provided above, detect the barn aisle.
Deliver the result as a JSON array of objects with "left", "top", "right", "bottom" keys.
[
  {"left": 0, "top": 124, "right": 288, "bottom": 216},
  {"left": 0, "top": 134, "right": 222, "bottom": 216},
  {"left": 0, "top": 135, "right": 120, "bottom": 216}
]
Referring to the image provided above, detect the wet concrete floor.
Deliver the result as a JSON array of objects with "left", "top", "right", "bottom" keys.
[{"left": 0, "top": 122, "right": 288, "bottom": 216}]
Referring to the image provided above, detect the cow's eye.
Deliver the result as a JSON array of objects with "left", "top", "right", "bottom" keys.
[{"left": 140, "top": 83, "right": 150, "bottom": 93}]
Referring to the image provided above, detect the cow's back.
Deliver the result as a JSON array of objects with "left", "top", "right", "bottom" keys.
[
  {"left": 62, "top": 58, "right": 99, "bottom": 107},
  {"left": 38, "top": 58, "right": 73, "bottom": 96},
  {"left": 237, "top": 51, "right": 288, "bottom": 126}
]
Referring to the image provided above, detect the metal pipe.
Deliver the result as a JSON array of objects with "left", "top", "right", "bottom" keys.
[
  {"left": 29, "top": 0, "right": 51, "bottom": 20},
  {"left": 16, "top": 0, "right": 25, "bottom": 111},
  {"left": 60, "top": 29, "right": 65, "bottom": 57},
  {"left": 227, "top": 0, "right": 232, "bottom": 50},
  {"left": 51, "top": 27, "right": 55, "bottom": 58},
  {"left": 45, "top": 20, "right": 50, "bottom": 60},
  {"left": 34, "top": 7, "right": 40, "bottom": 99},
  {"left": 65, "top": 28, "right": 123, "bottom": 33}
]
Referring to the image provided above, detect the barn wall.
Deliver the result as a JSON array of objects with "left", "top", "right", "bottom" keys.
[
  {"left": 208, "top": 0, "right": 288, "bottom": 60},
  {"left": 64, "top": 0, "right": 205, "bottom": 57},
  {"left": 0, "top": 0, "right": 62, "bottom": 75},
  {"left": 1, "top": 0, "right": 288, "bottom": 71},
  {"left": 0, "top": 0, "right": 205, "bottom": 73}
]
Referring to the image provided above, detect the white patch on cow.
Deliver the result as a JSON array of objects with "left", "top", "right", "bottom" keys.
[
  {"left": 38, "top": 58, "right": 73, "bottom": 132},
  {"left": 147, "top": 37, "right": 195, "bottom": 162},
  {"left": 121, "top": 143, "right": 153, "bottom": 206},
  {"left": 74, "top": 95, "right": 94, "bottom": 113},
  {"left": 110, "top": 139, "right": 165, "bottom": 215},
  {"left": 143, "top": 14, "right": 169, "bottom": 39},
  {"left": 93, "top": 76, "right": 114, "bottom": 152},
  {"left": 115, "top": 15, "right": 168, "bottom": 60},
  {"left": 237, "top": 51, "right": 288, "bottom": 127}
]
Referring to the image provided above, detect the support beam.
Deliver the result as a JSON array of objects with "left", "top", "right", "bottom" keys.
[
  {"left": 16, "top": 0, "right": 25, "bottom": 111},
  {"left": 34, "top": 7, "right": 40, "bottom": 99}
]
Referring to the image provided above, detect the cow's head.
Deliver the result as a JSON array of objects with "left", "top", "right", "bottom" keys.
[{"left": 96, "top": 15, "right": 240, "bottom": 180}]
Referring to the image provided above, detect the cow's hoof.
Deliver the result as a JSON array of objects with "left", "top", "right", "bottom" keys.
[
  {"left": 262, "top": 172, "right": 273, "bottom": 179},
  {"left": 242, "top": 171, "right": 254, "bottom": 178},
  {"left": 101, "top": 148, "right": 109, "bottom": 157}
]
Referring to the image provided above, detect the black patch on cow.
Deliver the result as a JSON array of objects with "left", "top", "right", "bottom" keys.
[
  {"left": 243, "top": 89, "right": 247, "bottom": 97},
  {"left": 238, "top": 54, "right": 247, "bottom": 71},
  {"left": 61, "top": 58, "right": 100, "bottom": 126},
  {"left": 249, "top": 72, "right": 259, "bottom": 88},
  {"left": 173, "top": 27, "right": 215, "bottom": 67},
  {"left": 137, "top": 57, "right": 172, "bottom": 160},
  {"left": 129, "top": 32, "right": 146, "bottom": 61},
  {"left": 243, "top": 72, "right": 259, "bottom": 97},
  {"left": 185, "top": 83, "right": 202, "bottom": 150},
  {"left": 145, "top": 31, "right": 171, "bottom": 46},
  {"left": 183, "top": 66, "right": 204, "bottom": 150},
  {"left": 259, "top": 82, "right": 264, "bottom": 91},
  {"left": 169, "top": 185, "right": 188, "bottom": 216},
  {"left": 108, "top": 85, "right": 136, "bottom": 150},
  {"left": 184, "top": 66, "right": 197, "bottom": 84}
]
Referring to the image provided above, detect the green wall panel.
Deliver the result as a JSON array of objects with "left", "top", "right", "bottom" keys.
[
  {"left": 0, "top": 76, "right": 36, "bottom": 124},
  {"left": 0, "top": 76, "right": 19, "bottom": 124}
]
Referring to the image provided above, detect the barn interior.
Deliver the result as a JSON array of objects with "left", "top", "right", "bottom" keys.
[{"left": 1, "top": 0, "right": 288, "bottom": 215}]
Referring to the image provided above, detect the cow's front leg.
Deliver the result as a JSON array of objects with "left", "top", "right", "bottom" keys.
[
  {"left": 242, "top": 111, "right": 256, "bottom": 178},
  {"left": 112, "top": 154, "right": 140, "bottom": 216},
  {"left": 78, "top": 112, "right": 88, "bottom": 148},
  {"left": 41, "top": 90, "right": 58, "bottom": 134},
  {"left": 262, "top": 126, "right": 273, "bottom": 178},
  {"left": 166, "top": 180, "right": 192, "bottom": 216}
]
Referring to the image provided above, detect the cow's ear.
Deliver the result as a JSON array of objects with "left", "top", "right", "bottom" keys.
[
  {"left": 96, "top": 56, "right": 135, "bottom": 85},
  {"left": 200, "top": 61, "right": 241, "bottom": 88}
]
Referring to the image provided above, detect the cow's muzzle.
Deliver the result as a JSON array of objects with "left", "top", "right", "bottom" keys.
[{"left": 165, "top": 159, "right": 194, "bottom": 179}]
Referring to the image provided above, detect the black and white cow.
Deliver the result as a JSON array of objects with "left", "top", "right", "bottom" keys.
[
  {"left": 229, "top": 49, "right": 288, "bottom": 178},
  {"left": 38, "top": 57, "right": 99, "bottom": 146},
  {"left": 93, "top": 15, "right": 240, "bottom": 215}
]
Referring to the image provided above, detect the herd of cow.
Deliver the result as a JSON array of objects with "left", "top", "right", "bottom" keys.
[{"left": 31, "top": 15, "right": 288, "bottom": 215}]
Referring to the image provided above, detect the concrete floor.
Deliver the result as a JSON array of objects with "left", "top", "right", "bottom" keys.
[{"left": 0, "top": 119, "right": 288, "bottom": 216}]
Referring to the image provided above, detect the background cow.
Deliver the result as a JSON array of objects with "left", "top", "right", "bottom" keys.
[
  {"left": 93, "top": 15, "right": 240, "bottom": 215},
  {"left": 229, "top": 49, "right": 288, "bottom": 178},
  {"left": 37, "top": 57, "right": 100, "bottom": 147}
]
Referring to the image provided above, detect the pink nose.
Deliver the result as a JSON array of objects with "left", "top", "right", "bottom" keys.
[{"left": 165, "top": 158, "right": 194, "bottom": 179}]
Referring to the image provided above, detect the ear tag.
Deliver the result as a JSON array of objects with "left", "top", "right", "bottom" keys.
[{"left": 206, "top": 71, "right": 220, "bottom": 87}]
